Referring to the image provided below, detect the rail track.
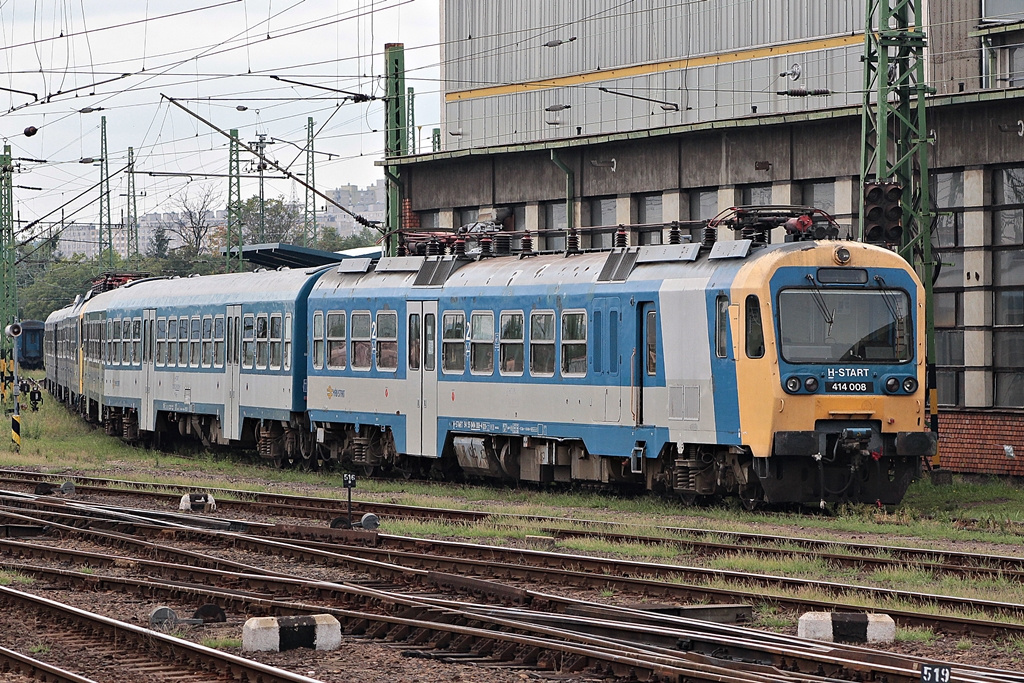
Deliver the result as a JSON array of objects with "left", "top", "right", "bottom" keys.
[
  {"left": 0, "top": 527, "right": 1019, "bottom": 682},
  {"left": 2, "top": 470, "right": 1023, "bottom": 680},
  {"left": 0, "top": 584, "right": 322, "bottom": 683},
  {"left": 2, "top": 470, "right": 1023, "bottom": 579}
]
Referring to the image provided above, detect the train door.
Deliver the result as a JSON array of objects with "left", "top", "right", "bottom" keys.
[
  {"left": 141, "top": 309, "right": 156, "bottom": 430},
  {"left": 634, "top": 302, "right": 657, "bottom": 427},
  {"left": 224, "top": 305, "right": 242, "bottom": 440},
  {"left": 592, "top": 297, "right": 621, "bottom": 422},
  {"left": 407, "top": 301, "right": 438, "bottom": 457}
]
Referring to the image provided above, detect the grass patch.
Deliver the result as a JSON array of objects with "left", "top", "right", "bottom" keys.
[
  {"left": 956, "top": 638, "right": 972, "bottom": 651},
  {"left": 753, "top": 606, "right": 794, "bottom": 629},
  {"left": 895, "top": 626, "right": 938, "bottom": 645},
  {"left": 203, "top": 637, "right": 242, "bottom": 649},
  {"left": 0, "top": 570, "right": 34, "bottom": 586},
  {"left": 28, "top": 644, "right": 50, "bottom": 655}
]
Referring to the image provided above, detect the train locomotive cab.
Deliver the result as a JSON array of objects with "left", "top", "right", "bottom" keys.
[{"left": 731, "top": 241, "right": 935, "bottom": 506}]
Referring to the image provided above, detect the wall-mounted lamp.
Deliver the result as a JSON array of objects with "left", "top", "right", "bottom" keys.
[
  {"left": 660, "top": 103, "right": 680, "bottom": 112},
  {"left": 543, "top": 37, "right": 577, "bottom": 48},
  {"left": 545, "top": 119, "right": 563, "bottom": 126},
  {"left": 590, "top": 159, "right": 617, "bottom": 172},
  {"left": 754, "top": 160, "right": 772, "bottom": 172},
  {"left": 448, "top": 129, "right": 464, "bottom": 137},
  {"left": 545, "top": 104, "right": 571, "bottom": 112},
  {"left": 236, "top": 105, "right": 249, "bottom": 111}
]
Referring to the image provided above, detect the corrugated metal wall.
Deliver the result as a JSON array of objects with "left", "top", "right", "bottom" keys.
[
  {"left": 440, "top": 0, "right": 976, "bottom": 150},
  {"left": 442, "top": 0, "right": 870, "bottom": 149}
]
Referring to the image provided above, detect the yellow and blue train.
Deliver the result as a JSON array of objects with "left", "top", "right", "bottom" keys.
[{"left": 45, "top": 212, "right": 936, "bottom": 506}]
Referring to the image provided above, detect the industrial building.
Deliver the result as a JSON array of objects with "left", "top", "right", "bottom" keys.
[{"left": 388, "top": 1, "right": 1024, "bottom": 476}]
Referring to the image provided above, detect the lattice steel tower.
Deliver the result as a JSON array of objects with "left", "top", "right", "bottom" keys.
[
  {"left": 304, "top": 117, "right": 316, "bottom": 247},
  {"left": 98, "top": 115, "right": 113, "bottom": 269},
  {"left": 859, "top": 0, "right": 938, "bottom": 460},
  {"left": 126, "top": 147, "right": 139, "bottom": 265},
  {"left": 226, "top": 129, "right": 243, "bottom": 272},
  {"left": 0, "top": 145, "right": 15, "bottom": 362}
]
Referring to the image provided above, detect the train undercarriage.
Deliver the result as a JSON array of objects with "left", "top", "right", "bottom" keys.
[{"left": 84, "top": 399, "right": 923, "bottom": 507}]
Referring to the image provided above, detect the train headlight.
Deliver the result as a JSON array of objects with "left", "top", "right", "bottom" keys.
[
  {"left": 903, "top": 377, "right": 918, "bottom": 393},
  {"left": 804, "top": 377, "right": 819, "bottom": 392},
  {"left": 885, "top": 377, "right": 900, "bottom": 394},
  {"left": 833, "top": 245, "right": 852, "bottom": 265},
  {"left": 785, "top": 376, "right": 802, "bottom": 393}
]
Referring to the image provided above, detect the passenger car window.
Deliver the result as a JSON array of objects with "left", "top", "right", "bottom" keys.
[
  {"left": 499, "top": 312, "right": 524, "bottom": 375},
  {"left": 470, "top": 312, "right": 494, "bottom": 375},
  {"left": 376, "top": 311, "right": 398, "bottom": 371},
  {"left": 530, "top": 311, "right": 555, "bottom": 376},
  {"left": 561, "top": 311, "right": 587, "bottom": 376},
  {"left": 442, "top": 312, "right": 465, "bottom": 373},
  {"left": 327, "top": 312, "right": 347, "bottom": 369},
  {"left": 351, "top": 312, "right": 372, "bottom": 370}
]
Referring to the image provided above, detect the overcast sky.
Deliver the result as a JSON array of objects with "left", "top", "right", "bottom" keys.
[{"left": 0, "top": 0, "right": 441, "bottom": 236}]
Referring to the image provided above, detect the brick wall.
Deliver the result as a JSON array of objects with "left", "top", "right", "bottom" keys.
[
  {"left": 938, "top": 410, "right": 1024, "bottom": 476},
  {"left": 401, "top": 198, "right": 420, "bottom": 230}
]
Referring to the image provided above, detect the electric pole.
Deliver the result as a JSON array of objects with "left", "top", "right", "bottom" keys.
[
  {"left": 227, "top": 129, "right": 243, "bottom": 272},
  {"left": 384, "top": 43, "right": 408, "bottom": 257},
  {"left": 0, "top": 145, "right": 16, "bottom": 380},
  {"left": 859, "top": 0, "right": 938, "bottom": 465},
  {"left": 98, "top": 115, "right": 113, "bottom": 270},
  {"left": 126, "top": 147, "right": 139, "bottom": 265},
  {"left": 304, "top": 117, "right": 316, "bottom": 247}
]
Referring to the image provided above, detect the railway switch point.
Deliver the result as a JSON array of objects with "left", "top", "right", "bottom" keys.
[
  {"left": 243, "top": 615, "right": 342, "bottom": 652},
  {"left": 798, "top": 612, "right": 895, "bottom": 643},
  {"left": 150, "top": 604, "right": 226, "bottom": 629}
]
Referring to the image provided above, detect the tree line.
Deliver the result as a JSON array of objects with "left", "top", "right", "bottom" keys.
[{"left": 16, "top": 189, "right": 380, "bottom": 323}]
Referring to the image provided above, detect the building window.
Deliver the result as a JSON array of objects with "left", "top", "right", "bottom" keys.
[
  {"left": 589, "top": 196, "right": 616, "bottom": 248},
  {"left": 993, "top": 166, "right": 1024, "bottom": 246},
  {"left": 935, "top": 292, "right": 964, "bottom": 407},
  {"left": 442, "top": 311, "right": 466, "bottom": 373},
  {"left": 418, "top": 211, "right": 440, "bottom": 230},
  {"left": 456, "top": 207, "right": 478, "bottom": 229},
  {"left": 637, "top": 191, "right": 663, "bottom": 245},
  {"left": 561, "top": 311, "right": 587, "bottom": 376},
  {"left": 499, "top": 311, "right": 524, "bottom": 375},
  {"left": 689, "top": 189, "right": 718, "bottom": 220},
  {"left": 801, "top": 180, "right": 835, "bottom": 215},
  {"left": 327, "top": 312, "right": 346, "bottom": 369},
  {"left": 740, "top": 183, "right": 772, "bottom": 206},
  {"left": 530, "top": 311, "right": 556, "bottom": 376},
  {"left": 470, "top": 311, "right": 494, "bottom": 375},
  {"left": 351, "top": 312, "right": 372, "bottom": 370},
  {"left": 932, "top": 170, "right": 965, "bottom": 248},
  {"left": 994, "top": 329, "right": 1024, "bottom": 407},
  {"left": 376, "top": 311, "right": 398, "bottom": 371},
  {"left": 542, "top": 201, "right": 567, "bottom": 251}
]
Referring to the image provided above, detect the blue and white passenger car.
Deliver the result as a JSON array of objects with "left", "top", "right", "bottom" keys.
[{"left": 83, "top": 269, "right": 323, "bottom": 458}]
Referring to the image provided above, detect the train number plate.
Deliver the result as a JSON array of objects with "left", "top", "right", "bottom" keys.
[{"left": 825, "top": 381, "right": 874, "bottom": 393}]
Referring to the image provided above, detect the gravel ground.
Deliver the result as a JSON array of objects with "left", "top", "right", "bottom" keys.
[{"left": 1, "top": 462, "right": 1022, "bottom": 680}]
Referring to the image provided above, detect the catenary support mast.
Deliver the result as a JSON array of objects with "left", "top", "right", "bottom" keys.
[{"left": 859, "top": 0, "right": 939, "bottom": 466}]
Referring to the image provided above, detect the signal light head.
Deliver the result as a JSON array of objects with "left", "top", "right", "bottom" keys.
[{"left": 863, "top": 181, "right": 904, "bottom": 245}]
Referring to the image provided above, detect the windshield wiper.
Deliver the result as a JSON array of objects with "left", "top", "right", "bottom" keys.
[
  {"left": 804, "top": 274, "right": 835, "bottom": 336},
  {"left": 873, "top": 275, "right": 904, "bottom": 322}
]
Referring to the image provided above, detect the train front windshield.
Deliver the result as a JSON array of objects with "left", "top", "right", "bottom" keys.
[{"left": 777, "top": 289, "right": 912, "bottom": 364}]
